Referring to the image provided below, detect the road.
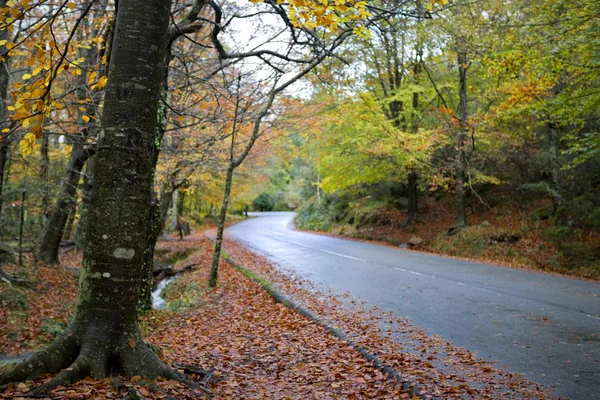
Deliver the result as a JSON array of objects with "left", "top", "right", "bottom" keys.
[{"left": 226, "top": 212, "right": 600, "bottom": 399}]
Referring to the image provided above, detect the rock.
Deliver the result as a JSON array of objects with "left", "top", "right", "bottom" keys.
[
  {"left": 0, "top": 243, "right": 16, "bottom": 265},
  {"left": 408, "top": 237, "right": 424, "bottom": 247},
  {"left": 481, "top": 220, "right": 491, "bottom": 227}
]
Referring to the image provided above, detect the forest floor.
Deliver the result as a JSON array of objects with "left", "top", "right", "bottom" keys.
[
  {"left": 313, "top": 195, "right": 600, "bottom": 281},
  {"left": 0, "top": 224, "right": 554, "bottom": 399}
]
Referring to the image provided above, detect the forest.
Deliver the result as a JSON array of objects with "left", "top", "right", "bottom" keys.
[{"left": 0, "top": 0, "right": 598, "bottom": 398}]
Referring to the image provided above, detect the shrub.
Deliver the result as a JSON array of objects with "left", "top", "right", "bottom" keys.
[
  {"left": 531, "top": 207, "right": 552, "bottom": 221},
  {"left": 0, "top": 287, "right": 29, "bottom": 310},
  {"left": 253, "top": 193, "right": 274, "bottom": 211}
]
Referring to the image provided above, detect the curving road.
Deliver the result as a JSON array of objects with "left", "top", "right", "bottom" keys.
[{"left": 227, "top": 212, "right": 600, "bottom": 399}]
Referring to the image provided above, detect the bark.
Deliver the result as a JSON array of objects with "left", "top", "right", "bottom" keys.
[
  {"left": 63, "top": 197, "right": 77, "bottom": 241},
  {"left": 547, "top": 123, "right": 564, "bottom": 209},
  {"left": 170, "top": 189, "right": 179, "bottom": 231},
  {"left": 139, "top": 185, "right": 174, "bottom": 311},
  {"left": 38, "top": 145, "right": 93, "bottom": 264},
  {"left": 455, "top": 51, "right": 468, "bottom": 228},
  {"left": 0, "top": 0, "right": 195, "bottom": 392},
  {"left": 209, "top": 164, "right": 233, "bottom": 288},
  {"left": 406, "top": 171, "right": 419, "bottom": 224},
  {"left": 0, "top": 4, "right": 11, "bottom": 239},
  {"left": 40, "top": 132, "right": 50, "bottom": 232},
  {"left": 74, "top": 156, "right": 95, "bottom": 250}
]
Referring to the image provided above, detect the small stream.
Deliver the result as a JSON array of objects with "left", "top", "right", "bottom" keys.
[{"left": 151, "top": 277, "right": 176, "bottom": 310}]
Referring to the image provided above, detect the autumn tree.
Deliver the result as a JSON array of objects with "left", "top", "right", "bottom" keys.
[{"left": 0, "top": 0, "right": 203, "bottom": 392}]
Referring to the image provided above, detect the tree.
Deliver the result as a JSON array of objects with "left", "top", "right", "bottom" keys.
[
  {"left": 0, "top": 0, "right": 198, "bottom": 393},
  {"left": 37, "top": 1, "right": 110, "bottom": 264}
]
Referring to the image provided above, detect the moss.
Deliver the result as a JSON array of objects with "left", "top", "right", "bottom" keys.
[
  {"left": 432, "top": 226, "right": 504, "bottom": 257},
  {"left": 0, "top": 287, "right": 29, "bottom": 310}
]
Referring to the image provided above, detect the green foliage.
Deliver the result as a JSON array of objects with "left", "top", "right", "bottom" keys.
[
  {"left": 164, "top": 280, "right": 206, "bottom": 313},
  {"left": 295, "top": 197, "right": 334, "bottom": 231},
  {"left": 39, "top": 317, "right": 68, "bottom": 343},
  {"left": 543, "top": 226, "right": 571, "bottom": 250},
  {"left": 187, "top": 210, "right": 205, "bottom": 226},
  {"left": 0, "top": 287, "right": 29, "bottom": 310},
  {"left": 432, "top": 227, "right": 492, "bottom": 257},
  {"left": 252, "top": 193, "right": 274, "bottom": 211},
  {"left": 530, "top": 207, "right": 552, "bottom": 221}
]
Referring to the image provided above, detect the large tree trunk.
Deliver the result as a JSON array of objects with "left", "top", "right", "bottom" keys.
[
  {"left": 0, "top": 0, "right": 192, "bottom": 392},
  {"left": 455, "top": 51, "right": 468, "bottom": 228}
]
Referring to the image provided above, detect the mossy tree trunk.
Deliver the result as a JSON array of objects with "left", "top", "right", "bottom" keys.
[
  {"left": 455, "top": 51, "right": 468, "bottom": 228},
  {"left": 0, "top": 0, "right": 195, "bottom": 392},
  {"left": 0, "top": 0, "right": 11, "bottom": 239}
]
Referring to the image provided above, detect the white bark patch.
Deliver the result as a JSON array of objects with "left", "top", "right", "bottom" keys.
[
  {"left": 102, "top": 272, "right": 111, "bottom": 278},
  {"left": 102, "top": 234, "right": 108, "bottom": 240},
  {"left": 113, "top": 248, "right": 135, "bottom": 259}
]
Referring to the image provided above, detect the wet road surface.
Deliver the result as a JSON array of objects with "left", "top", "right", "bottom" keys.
[{"left": 227, "top": 212, "right": 600, "bottom": 399}]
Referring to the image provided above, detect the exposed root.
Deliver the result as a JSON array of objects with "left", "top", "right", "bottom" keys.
[
  {"left": 30, "top": 354, "right": 90, "bottom": 395},
  {"left": 0, "top": 333, "right": 78, "bottom": 388},
  {"left": 138, "top": 379, "right": 178, "bottom": 400},
  {"left": 172, "top": 362, "right": 220, "bottom": 385},
  {"left": 0, "top": 331, "right": 212, "bottom": 397},
  {"left": 123, "top": 385, "right": 145, "bottom": 400}
]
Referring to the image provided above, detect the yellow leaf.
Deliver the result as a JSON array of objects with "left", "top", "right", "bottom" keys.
[
  {"left": 19, "top": 133, "right": 36, "bottom": 157},
  {"left": 87, "top": 71, "right": 97, "bottom": 86},
  {"left": 67, "top": 2, "right": 76, "bottom": 9},
  {"left": 97, "top": 76, "right": 107, "bottom": 89},
  {"left": 82, "top": 115, "right": 90, "bottom": 123},
  {"left": 22, "top": 73, "right": 31, "bottom": 80}
]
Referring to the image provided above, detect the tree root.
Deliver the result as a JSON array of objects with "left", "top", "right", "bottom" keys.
[
  {"left": 30, "top": 353, "right": 91, "bottom": 394},
  {"left": 0, "top": 330, "right": 212, "bottom": 397},
  {"left": 172, "top": 362, "right": 220, "bottom": 385}
]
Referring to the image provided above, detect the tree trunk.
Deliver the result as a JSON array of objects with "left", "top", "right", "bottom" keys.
[
  {"left": 547, "top": 123, "right": 563, "bottom": 210},
  {"left": 138, "top": 185, "right": 174, "bottom": 311},
  {"left": 170, "top": 189, "right": 179, "bottom": 231},
  {"left": 406, "top": 170, "right": 419, "bottom": 224},
  {"left": 0, "top": 8, "right": 11, "bottom": 239},
  {"left": 74, "top": 156, "right": 95, "bottom": 250},
  {"left": 0, "top": 1, "right": 192, "bottom": 392},
  {"left": 455, "top": 51, "right": 468, "bottom": 228},
  {"left": 40, "top": 132, "right": 50, "bottom": 232},
  {"left": 38, "top": 145, "right": 92, "bottom": 264},
  {"left": 63, "top": 197, "right": 77, "bottom": 241},
  {"left": 209, "top": 164, "right": 234, "bottom": 288}
]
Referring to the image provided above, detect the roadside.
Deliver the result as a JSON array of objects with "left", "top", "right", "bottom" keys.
[
  {"left": 215, "top": 232, "right": 554, "bottom": 399},
  {"left": 296, "top": 196, "right": 600, "bottom": 281},
  {"left": 1, "top": 229, "right": 409, "bottom": 398}
]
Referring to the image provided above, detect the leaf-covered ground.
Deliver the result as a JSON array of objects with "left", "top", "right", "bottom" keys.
[{"left": 0, "top": 227, "right": 554, "bottom": 399}]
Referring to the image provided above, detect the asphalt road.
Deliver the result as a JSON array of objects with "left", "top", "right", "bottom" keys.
[{"left": 226, "top": 212, "right": 600, "bottom": 399}]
